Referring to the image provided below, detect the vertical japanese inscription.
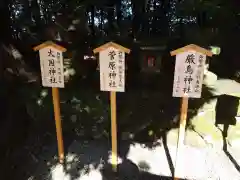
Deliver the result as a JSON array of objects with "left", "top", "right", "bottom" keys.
[
  {"left": 48, "top": 49, "right": 57, "bottom": 84},
  {"left": 194, "top": 54, "right": 204, "bottom": 93},
  {"left": 56, "top": 52, "right": 62, "bottom": 84},
  {"left": 39, "top": 47, "right": 64, "bottom": 88},
  {"left": 173, "top": 51, "right": 205, "bottom": 98},
  {"left": 175, "top": 76, "right": 181, "bottom": 93},
  {"left": 108, "top": 50, "right": 117, "bottom": 88},
  {"left": 183, "top": 54, "right": 195, "bottom": 94},
  {"left": 99, "top": 46, "right": 125, "bottom": 92},
  {"left": 118, "top": 51, "right": 123, "bottom": 88}
]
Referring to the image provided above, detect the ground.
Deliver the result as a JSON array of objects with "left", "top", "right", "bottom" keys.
[
  {"left": 22, "top": 139, "right": 240, "bottom": 180},
  {"left": 5, "top": 71, "right": 240, "bottom": 180}
]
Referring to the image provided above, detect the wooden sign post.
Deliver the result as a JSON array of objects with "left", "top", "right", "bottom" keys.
[
  {"left": 34, "top": 41, "right": 66, "bottom": 164},
  {"left": 93, "top": 42, "right": 130, "bottom": 171},
  {"left": 170, "top": 44, "right": 213, "bottom": 179}
]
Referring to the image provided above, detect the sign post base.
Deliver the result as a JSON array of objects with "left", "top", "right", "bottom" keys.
[{"left": 52, "top": 87, "right": 65, "bottom": 164}]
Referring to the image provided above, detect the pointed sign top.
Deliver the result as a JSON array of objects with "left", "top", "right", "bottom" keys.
[
  {"left": 170, "top": 44, "right": 213, "bottom": 57},
  {"left": 93, "top": 42, "right": 130, "bottom": 54},
  {"left": 33, "top": 41, "right": 67, "bottom": 52}
]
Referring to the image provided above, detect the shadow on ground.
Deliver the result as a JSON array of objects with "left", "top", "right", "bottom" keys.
[
  {"left": 221, "top": 128, "right": 240, "bottom": 174},
  {"left": 101, "top": 160, "right": 186, "bottom": 180},
  {"left": 23, "top": 139, "right": 187, "bottom": 180},
  {"left": 4, "top": 73, "right": 236, "bottom": 180}
]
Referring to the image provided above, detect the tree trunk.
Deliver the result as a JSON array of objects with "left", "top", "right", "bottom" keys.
[
  {"left": 116, "top": 0, "right": 122, "bottom": 28},
  {"left": 23, "top": 0, "right": 32, "bottom": 23},
  {"left": 88, "top": 5, "right": 95, "bottom": 35},
  {"left": 0, "top": 0, "right": 13, "bottom": 45},
  {"left": 132, "top": 0, "right": 146, "bottom": 38},
  {"left": 107, "top": 1, "right": 115, "bottom": 34},
  {"left": 31, "top": 0, "right": 44, "bottom": 36},
  {"left": 100, "top": 8, "right": 104, "bottom": 31}
]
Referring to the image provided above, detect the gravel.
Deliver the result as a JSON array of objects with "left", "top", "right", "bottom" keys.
[{"left": 26, "top": 140, "right": 240, "bottom": 180}]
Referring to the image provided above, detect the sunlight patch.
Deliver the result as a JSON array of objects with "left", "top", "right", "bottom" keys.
[
  {"left": 37, "top": 99, "right": 43, "bottom": 106},
  {"left": 50, "top": 152, "right": 103, "bottom": 180},
  {"left": 51, "top": 164, "right": 71, "bottom": 180},
  {"left": 41, "top": 89, "right": 48, "bottom": 97},
  {"left": 27, "top": 176, "right": 34, "bottom": 180},
  {"left": 107, "top": 152, "right": 123, "bottom": 165},
  {"left": 78, "top": 169, "right": 102, "bottom": 180}
]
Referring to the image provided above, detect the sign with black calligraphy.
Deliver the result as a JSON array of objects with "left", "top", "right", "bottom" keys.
[
  {"left": 99, "top": 47, "right": 125, "bottom": 92},
  {"left": 172, "top": 51, "right": 206, "bottom": 98},
  {"left": 170, "top": 44, "right": 213, "bottom": 98},
  {"left": 34, "top": 41, "right": 66, "bottom": 163},
  {"left": 93, "top": 42, "right": 130, "bottom": 92},
  {"left": 34, "top": 42, "right": 66, "bottom": 88},
  {"left": 170, "top": 44, "right": 213, "bottom": 179}
]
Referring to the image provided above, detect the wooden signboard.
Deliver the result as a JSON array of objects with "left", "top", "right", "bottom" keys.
[
  {"left": 93, "top": 42, "right": 130, "bottom": 171},
  {"left": 170, "top": 44, "right": 213, "bottom": 179},
  {"left": 34, "top": 41, "right": 66, "bottom": 163}
]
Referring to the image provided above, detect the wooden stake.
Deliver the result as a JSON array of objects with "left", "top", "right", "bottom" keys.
[
  {"left": 110, "top": 91, "right": 117, "bottom": 171},
  {"left": 52, "top": 87, "right": 64, "bottom": 164},
  {"left": 174, "top": 97, "right": 189, "bottom": 179}
]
